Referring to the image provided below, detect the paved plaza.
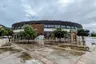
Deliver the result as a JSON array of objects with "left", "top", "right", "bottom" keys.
[{"left": 0, "top": 39, "right": 96, "bottom": 64}]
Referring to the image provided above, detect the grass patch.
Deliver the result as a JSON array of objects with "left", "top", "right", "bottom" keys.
[
  {"left": 54, "top": 48, "right": 84, "bottom": 56},
  {"left": 0, "top": 47, "right": 21, "bottom": 54},
  {"left": 19, "top": 52, "right": 32, "bottom": 62},
  {"left": 55, "top": 47, "right": 85, "bottom": 56},
  {"left": 71, "top": 46, "right": 89, "bottom": 51},
  {"left": 0, "top": 43, "right": 22, "bottom": 53},
  {"left": 59, "top": 45, "right": 89, "bottom": 51},
  {"left": 70, "top": 51, "right": 85, "bottom": 56}
]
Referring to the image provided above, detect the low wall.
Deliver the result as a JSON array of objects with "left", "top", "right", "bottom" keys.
[{"left": 0, "top": 39, "right": 8, "bottom": 47}]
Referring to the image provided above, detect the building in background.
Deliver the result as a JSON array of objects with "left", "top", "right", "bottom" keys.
[{"left": 12, "top": 20, "right": 83, "bottom": 39}]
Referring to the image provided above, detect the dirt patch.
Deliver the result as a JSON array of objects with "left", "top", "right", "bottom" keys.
[
  {"left": 59, "top": 45, "right": 89, "bottom": 51},
  {"left": 69, "top": 50, "right": 85, "bottom": 56},
  {"left": 19, "top": 52, "right": 32, "bottom": 63},
  {"left": 54, "top": 48, "right": 85, "bottom": 56},
  {"left": 0, "top": 47, "right": 21, "bottom": 54}
]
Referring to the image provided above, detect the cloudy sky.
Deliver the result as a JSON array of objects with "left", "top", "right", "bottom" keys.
[{"left": 0, "top": 0, "right": 96, "bottom": 31}]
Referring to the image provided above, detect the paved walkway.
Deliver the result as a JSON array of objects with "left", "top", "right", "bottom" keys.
[
  {"left": 12, "top": 43, "right": 56, "bottom": 64},
  {"left": 13, "top": 43, "right": 96, "bottom": 64},
  {"left": 75, "top": 45, "right": 96, "bottom": 64},
  {"left": 10, "top": 41, "right": 96, "bottom": 64}
]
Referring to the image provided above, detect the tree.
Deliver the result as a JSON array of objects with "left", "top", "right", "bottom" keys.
[
  {"left": 53, "top": 28, "right": 67, "bottom": 42},
  {"left": 0, "top": 27, "right": 13, "bottom": 42},
  {"left": 0, "top": 26, "right": 5, "bottom": 36},
  {"left": 5, "top": 28, "right": 13, "bottom": 36},
  {"left": 24, "top": 25, "right": 37, "bottom": 43},
  {"left": 18, "top": 31, "right": 25, "bottom": 40},
  {"left": 91, "top": 32, "right": 96, "bottom": 37},
  {"left": 77, "top": 29, "right": 89, "bottom": 45},
  {"left": 3, "top": 28, "right": 13, "bottom": 42}
]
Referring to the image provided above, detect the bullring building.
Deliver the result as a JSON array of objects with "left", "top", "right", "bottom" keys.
[{"left": 12, "top": 20, "right": 82, "bottom": 38}]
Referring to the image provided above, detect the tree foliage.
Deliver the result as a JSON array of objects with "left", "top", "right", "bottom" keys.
[
  {"left": 77, "top": 29, "right": 89, "bottom": 45},
  {"left": 91, "top": 32, "right": 96, "bottom": 37},
  {"left": 17, "top": 25, "right": 37, "bottom": 43},
  {"left": 0, "top": 27, "right": 13, "bottom": 36},
  {"left": 18, "top": 31, "right": 25, "bottom": 39},
  {"left": 5, "top": 28, "right": 13, "bottom": 36},
  {"left": 77, "top": 29, "right": 89, "bottom": 36},
  {"left": 0, "top": 27, "right": 13, "bottom": 42},
  {"left": 53, "top": 28, "right": 68, "bottom": 38},
  {"left": 0, "top": 27, "right": 5, "bottom": 36},
  {"left": 24, "top": 25, "right": 37, "bottom": 40}
]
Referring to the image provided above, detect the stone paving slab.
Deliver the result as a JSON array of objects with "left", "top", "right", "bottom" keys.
[
  {"left": 12, "top": 43, "right": 56, "bottom": 64},
  {"left": 75, "top": 46, "right": 96, "bottom": 64},
  {"left": 33, "top": 54, "right": 56, "bottom": 64},
  {"left": 12, "top": 43, "right": 96, "bottom": 64}
]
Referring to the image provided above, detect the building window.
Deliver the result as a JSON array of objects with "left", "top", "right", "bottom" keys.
[
  {"left": 50, "top": 25, "right": 54, "bottom": 28},
  {"left": 13, "top": 27, "right": 15, "bottom": 30},
  {"left": 71, "top": 26, "right": 75, "bottom": 29},
  {"left": 44, "top": 25, "right": 47, "bottom": 28},
  {"left": 67, "top": 26, "right": 70, "bottom": 29},
  {"left": 61, "top": 25, "right": 65, "bottom": 28},
  {"left": 55, "top": 25, "right": 60, "bottom": 28},
  {"left": 18, "top": 27, "right": 21, "bottom": 29},
  {"left": 21, "top": 26, "right": 24, "bottom": 29},
  {"left": 14, "top": 27, "right": 17, "bottom": 30},
  {"left": 75, "top": 27, "right": 77, "bottom": 29},
  {"left": 47, "top": 25, "right": 54, "bottom": 28}
]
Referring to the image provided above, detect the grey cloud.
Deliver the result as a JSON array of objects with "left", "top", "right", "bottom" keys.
[
  {"left": 0, "top": 0, "right": 29, "bottom": 26},
  {"left": 0, "top": 0, "right": 96, "bottom": 31}
]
